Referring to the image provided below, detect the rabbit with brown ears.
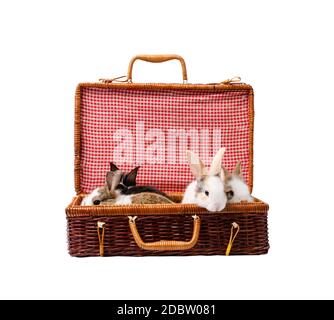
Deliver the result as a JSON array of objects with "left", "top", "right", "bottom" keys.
[
  {"left": 182, "top": 147, "right": 228, "bottom": 212},
  {"left": 81, "top": 163, "right": 136, "bottom": 205},
  {"left": 223, "top": 161, "right": 254, "bottom": 203},
  {"left": 81, "top": 162, "right": 173, "bottom": 205}
]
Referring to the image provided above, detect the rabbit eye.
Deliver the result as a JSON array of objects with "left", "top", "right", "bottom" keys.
[
  {"left": 204, "top": 190, "right": 209, "bottom": 196},
  {"left": 226, "top": 190, "right": 234, "bottom": 200}
]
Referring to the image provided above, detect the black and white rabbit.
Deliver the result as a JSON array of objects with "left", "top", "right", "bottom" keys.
[
  {"left": 112, "top": 164, "right": 168, "bottom": 198},
  {"left": 81, "top": 162, "right": 170, "bottom": 205}
]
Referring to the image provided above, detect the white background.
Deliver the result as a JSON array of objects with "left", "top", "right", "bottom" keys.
[{"left": 0, "top": 0, "right": 333, "bottom": 300}]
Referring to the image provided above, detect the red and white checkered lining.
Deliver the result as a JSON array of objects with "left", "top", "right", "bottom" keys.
[{"left": 80, "top": 87, "right": 251, "bottom": 193}]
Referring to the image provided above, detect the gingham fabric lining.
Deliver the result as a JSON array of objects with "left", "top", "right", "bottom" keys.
[{"left": 80, "top": 88, "right": 251, "bottom": 193}]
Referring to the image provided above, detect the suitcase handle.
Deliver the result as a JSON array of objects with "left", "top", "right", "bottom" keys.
[
  {"left": 127, "top": 54, "right": 188, "bottom": 84},
  {"left": 128, "top": 215, "right": 200, "bottom": 251}
]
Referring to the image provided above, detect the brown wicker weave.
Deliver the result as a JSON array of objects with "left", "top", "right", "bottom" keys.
[
  {"left": 66, "top": 194, "right": 269, "bottom": 257},
  {"left": 66, "top": 54, "right": 269, "bottom": 257}
]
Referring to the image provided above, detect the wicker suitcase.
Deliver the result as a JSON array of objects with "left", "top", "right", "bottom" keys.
[{"left": 66, "top": 55, "right": 269, "bottom": 257}]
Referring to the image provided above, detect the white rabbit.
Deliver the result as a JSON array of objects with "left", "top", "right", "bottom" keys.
[
  {"left": 223, "top": 161, "right": 254, "bottom": 203},
  {"left": 182, "top": 148, "right": 228, "bottom": 212}
]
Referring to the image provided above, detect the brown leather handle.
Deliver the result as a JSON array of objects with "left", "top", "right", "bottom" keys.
[
  {"left": 128, "top": 215, "right": 200, "bottom": 251},
  {"left": 127, "top": 54, "right": 188, "bottom": 83}
]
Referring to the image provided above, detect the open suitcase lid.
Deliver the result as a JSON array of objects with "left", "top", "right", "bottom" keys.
[{"left": 74, "top": 55, "right": 254, "bottom": 195}]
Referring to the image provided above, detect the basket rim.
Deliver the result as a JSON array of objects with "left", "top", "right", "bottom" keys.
[
  {"left": 66, "top": 193, "right": 268, "bottom": 217},
  {"left": 75, "top": 82, "right": 253, "bottom": 90}
]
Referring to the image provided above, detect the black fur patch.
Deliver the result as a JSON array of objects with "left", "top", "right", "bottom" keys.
[
  {"left": 122, "top": 166, "right": 139, "bottom": 187},
  {"left": 115, "top": 182, "right": 127, "bottom": 193},
  {"left": 123, "top": 186, "right": 170, "bottom": 199},
  {"left": 109, "top": 162, "right": 119, "bottom": 172}
]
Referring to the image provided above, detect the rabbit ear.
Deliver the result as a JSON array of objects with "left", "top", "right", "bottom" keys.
[
  {"left": 221, "top": 166, "right": 229, "bottom": 181},
  {"left": 123, "top": 166, "right": 140, "bottom": 186},
  {"left": 110, "top": 162, "right": 119, "bottom": 172},
  {"left": 234, "top": 161, "right": 242, "bottom": 176},
  {"left": 106, "top": 170, "right": 122, "bottom": 191},
  {"left": 209, "top": 147, "right": 225, "bottom": 176},
  {"left": 186, "top": 150, "right": 207, "bottom": 179}
]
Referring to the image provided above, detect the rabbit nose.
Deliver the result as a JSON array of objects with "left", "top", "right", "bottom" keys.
[{"left": 93, "top": 199, "right": 101, "bottom": 205}]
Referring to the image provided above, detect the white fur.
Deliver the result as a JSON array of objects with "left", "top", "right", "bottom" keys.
[
  {"left": 81, "top": 189, "right": 133, "bottom": 206},
  {"left": 227, "top": 177, "right": 254, "bottom": 203},
  {"left": 81, "top": 188, "right": 101, "bottom": 206},
  {"left": 182, "top": 181, "right": 197, "bottom": 204},
  {"left": 182, "top": 176, "right": 227, "bottom": 212},
  {"left": 114, "top": 195, "right": 133, "bottom": 205},
  {"left": 182, "top": 147, "right": 228, "bottom": 212}
]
